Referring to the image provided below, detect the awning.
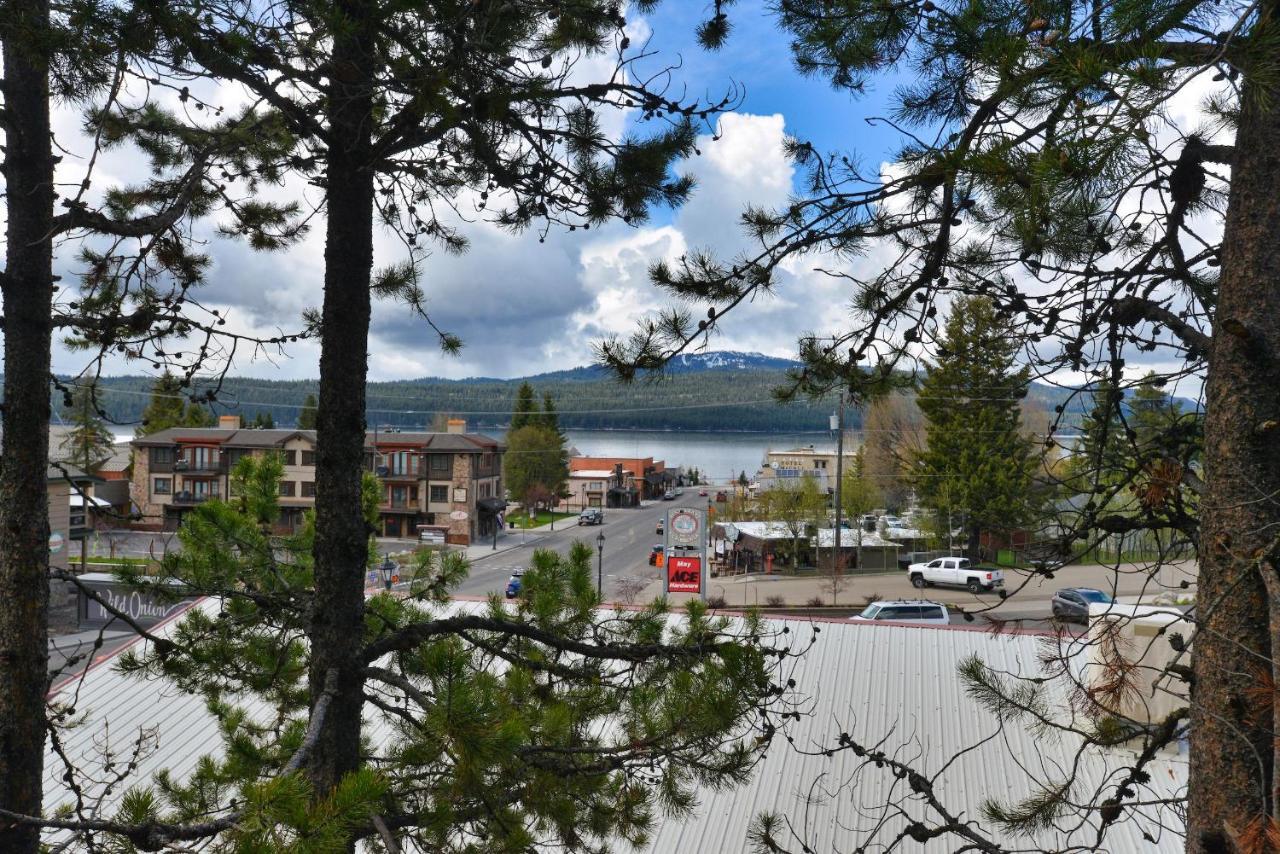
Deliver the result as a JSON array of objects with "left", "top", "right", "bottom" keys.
[{"left": 477, "top": 497, "right": 508, "bottom": 515}]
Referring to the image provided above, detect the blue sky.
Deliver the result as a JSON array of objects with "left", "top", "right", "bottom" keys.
[{"left": 46, "top": 1, "right": 917, "bottom": 383}]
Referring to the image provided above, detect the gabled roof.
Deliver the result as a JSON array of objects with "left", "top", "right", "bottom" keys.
[{"left": 131, "top": 428, "right": 503, "bottom": 452}]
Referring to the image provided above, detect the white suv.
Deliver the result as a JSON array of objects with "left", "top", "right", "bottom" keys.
[{"left": 851, "top": 601, "right": 950, "bottom": 625}]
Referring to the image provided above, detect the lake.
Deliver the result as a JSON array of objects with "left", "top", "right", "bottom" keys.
[{"left": 111, "top": 426, "right": 838, "bottom": 485}]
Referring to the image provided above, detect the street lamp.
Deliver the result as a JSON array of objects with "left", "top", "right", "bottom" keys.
[
  {"left": 380, "top": 553, "right": 396, "bottom": 591},
  {"left": 596, "top": 531, "right": 605, "bottom": 596}
]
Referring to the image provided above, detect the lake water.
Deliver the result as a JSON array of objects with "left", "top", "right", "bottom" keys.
[{"left": 111, "top": 426, "right": 836, "bottom": 486}]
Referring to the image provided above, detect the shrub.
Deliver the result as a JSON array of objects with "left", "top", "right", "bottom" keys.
[
  {"left": 764, "top": 595, "right": 786, "bottom": 608},
  {"left": 706, "top": 595, "right": 727, "bottom": 609},
  {"left": 805, "top": 596, "right": 825, "bottom": 608}
]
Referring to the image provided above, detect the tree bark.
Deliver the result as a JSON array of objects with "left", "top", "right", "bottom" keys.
[
  {"left": 0, "top": 2, "right": 55, "bottom": 849},
  {"left": 1187, "top": 13, "right": 1280, "bottom": 848},
  {"left": 307, "top": 0, "right": 376, "bottom": 808}
]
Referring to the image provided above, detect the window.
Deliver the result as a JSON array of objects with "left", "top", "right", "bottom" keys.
[
  {"left": 956, "top": 558, "right": 971, "bottom": 569},
  {"left": 857, "top": 604, "right": 881, "bottom": 620},
  {"left": 302, "top": 451, "right": 316, "bottom": 466},
  {"left": 150, "top": 447, "right": 174, "bottom": 465},
  {"left": 225, "top": 448, "right": 250, "bottom": 467},
  {"left": 429, "top": 454, "right": 451, "bottom": 475},
  {"left": 302, "top": 482, "right": 316, "bottom": 498},
  {"left": 281, "top": 450, "right": 297, "bottom": 466},
  {"left": 1078, "top": 590, "right": 1113, "bottom": 604},
  {"left": 153, "top": 478, "right": 172, "bottom": 495},
  {"left": 877, "top": 607, "right": 908, "bottom": 620},
  {"left": 920, "top": 607, "right": 945, "bottom": 621},
  {"left": 927, "top": 560, "right": 942, "bottom": 568},
  {"left": 429, "top": 485, "right": 448, "bottom": 503},
  {"left": 279, "top": 481, "right": 296, "bottom": 497},
  {"left": 587, "top": 481, "right": 603, "bottom": 491},
  {"left": 191, "top": 480, "right": 219, "bottom": 498},
  {"left": 942, "top": 560, "right": 956, "bottom": 569}
]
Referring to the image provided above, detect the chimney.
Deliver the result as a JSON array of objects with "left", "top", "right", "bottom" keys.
[
  {"left": 446, "top": 418, "right": 466, "bottom": 434},
  {"left": 219, "top": 415, "right": 242, "bottom": 430}
]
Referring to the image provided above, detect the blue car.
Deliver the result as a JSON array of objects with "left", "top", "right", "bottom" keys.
[{"left": 505, "top": 570, "right": 524, "bottom": 599}]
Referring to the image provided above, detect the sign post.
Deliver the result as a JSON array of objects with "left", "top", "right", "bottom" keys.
[{"left": 664, "top": 507, "right": 707, "bottom": 601}]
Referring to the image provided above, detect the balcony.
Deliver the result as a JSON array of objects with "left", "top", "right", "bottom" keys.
[
  {"left": 376, "top": 466, "right": 421, "bottom": 481},
  {"left": 175, "top": 455, "right": 224, "bottom": 474},
  {"left": 171, "top": 491, "right": 216, "bottom": 506}
]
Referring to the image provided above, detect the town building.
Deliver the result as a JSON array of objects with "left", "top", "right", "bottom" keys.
[
  {"left": 755, "top": 443, "right": 861, "bottom": 491},
  {"left": 130, "top": 417, "right": 504, "bottom": 544},
  {"left": 568, "top": 456, "right": 668, "bottom": 503}
]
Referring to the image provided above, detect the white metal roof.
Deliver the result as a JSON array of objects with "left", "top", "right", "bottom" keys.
[
  {"left": 569, "top": 469, "right": 618, "bottom": 479},
  {"left": 44, "top": 602, "right": 1185, "bottom": 853}
]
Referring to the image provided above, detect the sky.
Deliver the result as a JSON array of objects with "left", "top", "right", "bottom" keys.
[
  {"left": 37, "top": 0, "right": 908, "bottom": 383},
  {"left": 30, "top": 1, "right": 1217, "bottom": 393}
]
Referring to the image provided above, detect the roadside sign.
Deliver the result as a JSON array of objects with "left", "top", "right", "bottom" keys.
[
  {"left": 666, "top": 555, "right": 701, "bottom": 593},
  {"left": 669, "top": 509, "right": 700, "bottom": 546},
  {"left": 48, "top": 532, "right": 64, "bottom": 554}
]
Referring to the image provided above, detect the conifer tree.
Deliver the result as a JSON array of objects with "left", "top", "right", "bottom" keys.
[
  {"left": 510, "top": 382, "right": 539, "bottom": 431},
  {"left": 605, "top": 0, "right": 1273, "bottom": 843},
  {"left": 55, "top": 454, "right": 787, "bottom": 850},
  {"left": 297, "top": 394, "right": 319, "bottom": 430},
  {"left": 131, "top": 0, "right": 735, "bottom": 830},
  {"left": 914, "top": 297, "right": 1036, "bottom": 559}
]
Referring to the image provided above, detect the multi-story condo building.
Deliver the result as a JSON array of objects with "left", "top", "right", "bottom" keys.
[{"left": 131, "top": 417, "right": 504, "bottom": 544}]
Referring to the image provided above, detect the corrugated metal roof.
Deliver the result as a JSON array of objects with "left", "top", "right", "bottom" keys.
[{"left": 43, "top": 603, "right": 1185, "bottom": 852}]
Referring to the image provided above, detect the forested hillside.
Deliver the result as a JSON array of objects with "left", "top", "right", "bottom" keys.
[{"left": 46, "top": 353, "right": 1092, "bottom": 433}]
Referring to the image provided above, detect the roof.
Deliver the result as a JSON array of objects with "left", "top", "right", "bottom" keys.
[
  {"left": 132, "top": 428, "right": 502, "bottom": 452},
  {"left": 48, "top": 426, "right": 132, "bottom": 472},
  {"left": 46, "top": 463, "right": 100, "bottom": 484},
  {"left": 814, "top": 527, "right": 901, "bottom": 549},
  {"left": 570, "top": 469, "right": 619, "bottom": 478},
  {"left": 43, "top": 603, "right": 1185, "bottom": 853}
]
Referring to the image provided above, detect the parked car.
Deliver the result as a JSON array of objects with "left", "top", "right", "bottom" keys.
[
  {"left": 1051, "top": 587, "right": 1114, "bottom": 624},
  {"left": 655, "top": 518, "right": 665, "bottom": 536},
  {"left": 578, "top": 508, "right": 604, "bottom": 526},
  {"left": 715, "top": 491, "right": 728, "bottom": 502},
  {"left": 698, "top": 488, "right": 708, "bottom": 497},
  {"left": 505, "top": 568, "right": 525, "bottom": 599},
  {"left": 662, "top": 490, "right": 676, "bottom": 501},
  {"left": 675, "top": 487, "right": 684, "bottom": 496},
  {"left": 851, "top": 600, "right": 951, "bottom": 625},
  {"left": 907, "top": 557, "right": 1005, "bottom": 593}
]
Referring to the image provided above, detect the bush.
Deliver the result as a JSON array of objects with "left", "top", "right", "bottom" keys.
[
  {"left": 805, "top": 596, "right": 825, "bottom": 608},
  {"left": 706, "top": 595, "right": 727, "bottom": 609},
  {"left": 764, "top": 595, "right": 786, "bottom": 608}
]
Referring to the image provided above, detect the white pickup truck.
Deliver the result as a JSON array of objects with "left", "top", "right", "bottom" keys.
[{"left": 907, "top": 557, "right": 1005, "bottom": 594}]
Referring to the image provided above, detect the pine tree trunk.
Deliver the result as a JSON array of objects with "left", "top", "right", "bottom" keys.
[
  {"left": 1187, "top": 20, "right": 1280, "bottom": 849},
  {"left": 0, "top": 3, "right": 55, "bottom": 849},
  {"left": 307, "top": 0, "right": 376, "bottom": 811}
]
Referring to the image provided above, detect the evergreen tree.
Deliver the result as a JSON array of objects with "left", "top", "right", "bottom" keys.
[
  {"left": 914, "top": 297, "right": 1036, "bottom": 560},
  {"left": 87, "top": 455, "right": 785, "bottom": 850},
  {"left": 249, "top": 411, "right": 276, "bottom": 429},
  {"left": 136, "top": 373, "right": 190, "bottom": 436},
  {"left": 140, "top": 1, "right": 720, "bottom": 817},
  {"left": 1065, "top": 377, "right": 1131, "bottom": 494},
  {"left": 503, "top": 424, "right": 570, "bottom": 513},
  {"left": 59, "top": 384, "right": 116, "bottom": 478},
  {"left": 1128, "top": 372, "right": 1185, "bottom": 458},
  {"left": 540, "top": 391, "right": 565, "bottom": 440},
  {"left": 608, "top": 0, "right": 1271, "bottom": 839},
  {"left": 511, "top": 382, "right": 539, "bottom": 431},
  {"left": 297, "top": 394, "right": 318, "bottom": 430}
]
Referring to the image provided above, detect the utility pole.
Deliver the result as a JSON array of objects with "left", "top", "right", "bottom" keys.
[{"left": 832, "top": 391, "right": 845, "bottom": 572}]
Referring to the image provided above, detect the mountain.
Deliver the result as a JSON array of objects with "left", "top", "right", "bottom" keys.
[{"left": 42, "top": 351, "right": 1187, "bottom": 434}]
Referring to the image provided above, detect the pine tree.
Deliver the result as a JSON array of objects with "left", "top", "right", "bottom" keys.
[
  {"left": 511, "top": 382, "right": 539, "bottom": 431},
  {"left": 1065, "top": 377, "right": 1131, "bottom": 494},
  {"left": 297, "top": 394, "right": 318, "bottom": 430},
  {"left": 93, "top": 455, "right": 784, "bottom": 850},
  {"left": 136, "top": 373, "right": 189, "bottom": 436},
  {"left": 607, "top": 0, "right": 1273, "bottom": 841},
  {"left": 60, "top": 384, "right": 116, "bottom": 478},
  {"left": 503, "top": 424, "right": 570, "bottom": 513},
  {"left": 914, "top": 297, "right": 1036, "bottom": 560}
]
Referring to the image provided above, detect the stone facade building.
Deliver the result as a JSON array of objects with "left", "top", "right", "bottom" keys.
[{"left": 131, "top": 417, "right": 504, "bottom": 544}]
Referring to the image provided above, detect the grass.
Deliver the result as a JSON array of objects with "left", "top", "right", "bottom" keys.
[
  {"left": 83, "top": 556, "right": 153, "bottom": 567},
  {"left": 506, "top": 510, "right": 578, "bottom": 530}
]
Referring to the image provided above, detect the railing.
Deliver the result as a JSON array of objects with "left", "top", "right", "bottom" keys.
[{"left": 171, "top": 491, "right": 215, "bottom": 506}]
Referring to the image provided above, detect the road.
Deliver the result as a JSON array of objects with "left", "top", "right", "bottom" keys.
[{"left": 452, "top": 495, "right": 711, "bottom": 600}]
